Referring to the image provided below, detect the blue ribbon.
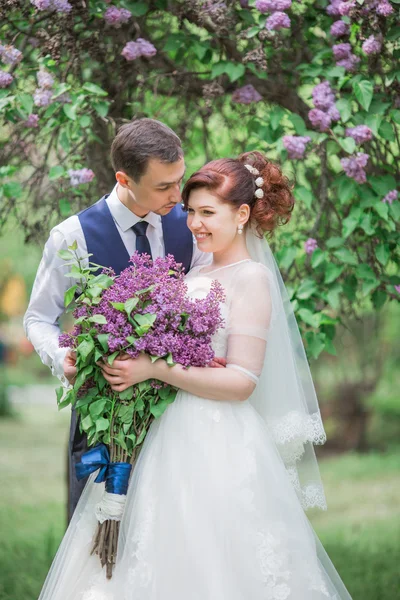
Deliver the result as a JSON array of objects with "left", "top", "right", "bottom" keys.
[{"left": 76, "top": 444, "right": 132, "bottom": 495}]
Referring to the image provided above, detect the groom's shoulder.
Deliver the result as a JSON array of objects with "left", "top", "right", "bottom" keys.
[{"left": 49, "top": 196, "right": 105, "bottom": 246}]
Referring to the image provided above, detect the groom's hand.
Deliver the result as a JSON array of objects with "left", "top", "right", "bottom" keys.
[{"left": 63, "top": 350, "right": 77, "bottom": 384}]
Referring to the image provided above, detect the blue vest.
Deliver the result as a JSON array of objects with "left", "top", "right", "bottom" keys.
[{"left": 78, "top": 195, "right": 193, "bottom": 275}]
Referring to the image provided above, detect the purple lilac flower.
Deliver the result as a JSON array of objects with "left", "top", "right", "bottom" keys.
[
  {"left": 328, "top": 105, "right": 340, "bottom": 121},
  {"left": 265, "top": 11, "right": 291, "bottom": 30},
  {"left": 327, "top": 0, "right": 342, "bottom": 15},
  {"left": 340, "top": 153, "right": 369, "bottom": 184},
  {"left": 345, "top": 125, "right": 373, "bottom": 144},
  {"left": 33, "top": 88, "right": 53, "bottom": 107},
  {"left": 362, "top": 35, "right": 382, "bottom": 55},
  {"left": 240, "top": 0, "right": 249, "bottom": 7},
  {"left": 68, "top": 168, "right": 95, "bottom": 186},
  {"left": 394, "top": 285, "right": 400, "bottom": 294},
  {"left": 312, "top": 81, "right": 335, "bottom": 111},
  {"left": 0, "top": 70, "right": 13, "bottom": 88},
  {"left": 231, "top": 84, "right": 262, "bottom": 104},
  {"left": 104, "top": 6, "right": 132, "bottom": 27},
  {"left": 308, "top": 109, "right": 332, "bottom": 132},
  {"left": 122, "top": 38, "right": 157, "bottom": 61},
  {"left": 376, "top": 0, "right": 393, "bottom": 14},
  {"left": 382, "top": 190, "right": 398, "bottom": 204},
  {"left": 255, "top": 0, "right": 292, "bottom": 11},
  {"left": 338, "top": 0, "right": 355, "bottom": 14},
  {"left": 25, "top": 114, "right": 39, "bottom": 128},
  {"left": 305, "top": 238, "right": 318, "bottom": 255},
  {"left": 336, "top": 55, "right": 360, "bottom": 72},
  {"left": 31, "top": 0, "right": 52, "bottom": 8},
  {"left": 52, "top": 0, "right": 72, "bottom": 12},
  {"left": 37, "top": 69, "right": 54, "bottom": 89},
  {"left": 0, "top": 44, "right": 23, "bottom": 66},
  {"left": 333, "top": 43, "right": 352, "bottom": 60},
  {"left": 330, "top": 20, "right": 349, "bottom": 37},
  {"left": 283, "top": 136, "right": 311, "bottom": 159}
]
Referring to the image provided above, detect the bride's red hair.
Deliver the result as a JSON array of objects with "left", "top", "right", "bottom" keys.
[{"left": 182, "top": 152, "right": 294, "bottom": 234}]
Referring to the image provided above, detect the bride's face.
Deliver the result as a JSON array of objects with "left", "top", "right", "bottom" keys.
[{"left": 186, "top": 188, "right": 244, "bottom": 253}]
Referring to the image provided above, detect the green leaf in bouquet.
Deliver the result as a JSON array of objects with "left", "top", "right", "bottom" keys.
[
  {"left": 81, "top": 414, "right": 94, "bottom": 432},
  {"left": 68, "top": 240, "right": 78, "bottom": 251},
  {"left": 94, "top": 348, "right": 103, "bottom": 362},
  {"left": 113, "top": 430, "right": 128, "bottom": 451},
  {"left": 375, "top": 243, "right": 390, "bottom": 266},
  {"left": 134, "top": 313, "right": 157, "bottom": 328},
  {"left": 134, "top": 395, "right": 145, "bottom": 412},
  {"left": 90, "top": 274, "right": 114, "bottom": 289},
  {"left": 77, "top": 338, "right": 95, "bottom": 361},
  {"left": 75, "top": 387, "right": 98, "bottom": 408},
  {"left": 126, "top": 336, "right": 137, "bottom": 346},
  {"left": 111, "top": 302, "right": 126, "bottom": 311},
  {"left": 107, "top": 351, "right": 119, "bottom": 365},
  {"left": 150, "top": 355, "right": 160, "bottom": 363},
  {"left": 136, "top": 427, "right": 147, "bottom": 446},
  {"left": 95, "top": 417, "right": 110, "bottom": 433},
  {"left": 158, "top": 385, "right": 177, "bottom": 404},
  {"left": 124, "top": 297, "right": 139, "bottom": 315},
  {"left": 74, "top": 364, "right": 94, "bottom": 391},
  {"left": 89, "top": 398, "right": 108, "bottom": 418},
  {"left": 64, "top": 285, "right": 77, "bottom": 307},
  {"left": 126, "top": 433, "right": 137, "bottom": 445},
  {"left": 56, "top": 386, "right": 64, "bottom": 405},
  {"left": 119, "top": 386, "right": 134, "bottom": 401},
  {"left": 117, "top": 404, "right": 135, "bottom": 424},
  {"left": 89, "top": 314, "right": 107, "bottom": 324},
  {"left": 150, "top": 398, "right": 174, "bottom": 418},
  {"left": 87, "top": 286, "right": 103, "bottom": 299},
  {"left": 97, "top": 333, "right": 109, "bottom": 352},
  {"left": 58, "top": 248, "right": 75, "bottom": 261},
  {"left": 166, "top": 352, "right": 175, "bottom": 367}
]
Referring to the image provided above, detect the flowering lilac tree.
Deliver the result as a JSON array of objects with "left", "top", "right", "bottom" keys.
[{"left": 0, "top": 0, "right": 399, "bottom": 357}]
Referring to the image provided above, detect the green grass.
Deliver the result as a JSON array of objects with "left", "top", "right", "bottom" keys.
[{"left": 0, "top": 404, "right": 399, "bottom": 600}]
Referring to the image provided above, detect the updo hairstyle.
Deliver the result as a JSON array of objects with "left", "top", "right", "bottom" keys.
[{"left": 181, "top": 151, "right": 294, "bottom": 234}]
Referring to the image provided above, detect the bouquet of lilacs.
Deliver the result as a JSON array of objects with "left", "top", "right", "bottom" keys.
[{"left": 57, "top": 245, "right": 225, "bottom": 578}]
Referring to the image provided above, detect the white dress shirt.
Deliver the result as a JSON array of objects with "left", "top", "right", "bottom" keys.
[{"left": 24, "top": 185, "right": 211, "bottom": 383}]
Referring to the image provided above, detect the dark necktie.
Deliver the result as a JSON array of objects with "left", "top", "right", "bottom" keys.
[{"left": 132, "top": 221, "right": 152, "bottom": 258}]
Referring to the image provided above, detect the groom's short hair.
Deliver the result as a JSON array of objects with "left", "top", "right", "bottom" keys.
[{"left": 111, "top": 118, "right": 183, "bottom": 182}]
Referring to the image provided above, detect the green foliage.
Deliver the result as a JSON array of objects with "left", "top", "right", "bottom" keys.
[{"left": 0, "top": 0, "right": 399, "bottom": 358}]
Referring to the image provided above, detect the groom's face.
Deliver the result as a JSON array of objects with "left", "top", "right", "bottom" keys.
[{"left": 122, "top": 157, "right": 186, "bottom": 216}]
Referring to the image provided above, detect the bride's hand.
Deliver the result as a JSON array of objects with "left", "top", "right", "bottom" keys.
[{"left": 100, "top": 354, "right": 153, "bottom": 392}]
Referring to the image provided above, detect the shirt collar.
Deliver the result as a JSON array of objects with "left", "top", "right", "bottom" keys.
[{"left": 106, "top": 185, "right": 161, "bottom": 233}]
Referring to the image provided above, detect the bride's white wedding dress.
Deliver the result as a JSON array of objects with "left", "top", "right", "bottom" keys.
[{"left": 39, "top": 259, "right": 352, "bottom": 600}]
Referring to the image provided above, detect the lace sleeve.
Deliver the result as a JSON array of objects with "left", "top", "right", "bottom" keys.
[{"left": 226, "top": 263, "right": 273, "bottom": 385}]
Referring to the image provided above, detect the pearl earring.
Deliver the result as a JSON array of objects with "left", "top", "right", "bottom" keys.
[{"left": 238, "top": 224, "right": 243, "bottom": 235}]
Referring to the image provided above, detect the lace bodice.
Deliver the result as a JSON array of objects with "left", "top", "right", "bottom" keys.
[{"left": 185, "top": 259, "right": 274, "bottom": 383}]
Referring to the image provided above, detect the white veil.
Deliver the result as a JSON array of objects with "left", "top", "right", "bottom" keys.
[{"left": 246, "top": 227, "right": 327, "bottom": 511}]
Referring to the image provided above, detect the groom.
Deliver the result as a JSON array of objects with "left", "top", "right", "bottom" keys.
[{"left": 24, "top": 118, "right": 212, "bottom": 521}]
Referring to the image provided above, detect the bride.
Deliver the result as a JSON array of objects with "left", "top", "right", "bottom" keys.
[{"left": 39, "top": 152, "right": 352, "bottom": 599}]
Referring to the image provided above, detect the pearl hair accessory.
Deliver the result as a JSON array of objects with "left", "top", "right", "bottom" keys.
[{"left": 244, "top": 164, "right": 265, "bottom": 199}]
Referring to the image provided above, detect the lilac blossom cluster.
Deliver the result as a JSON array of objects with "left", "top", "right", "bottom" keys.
[
  {"left": 0, "top": 44, "right": 23, "bottom": 66},
  {"left": 327, "top": 0, "right": 393, "bottom": 17},
  {"left": 33, "top": 68, "right": 55, "bottom": 108},
  {"left": 308, "top": 81, "right": 340, "bottom": 132},
  {"left": 330, "top": 20, "right": 349, "bottom": 38},
  {"left": 382, "top": 190, "right": 398, "bottom": 204},
  {"left": 231, "top": 84, "right": 262, "bottom": 104},
  {"left": 31, "top": 0, "right": 72, "bottom": 12},
  {"left": 68, "top": 168, "right": 95, "bottom": 187},
  {"left": 104, "top": 5, "right": 132, "bottom": 27},
  {"left": 0, "top": 70, "right": 13, "bottom": 88},
  {"left": 60, "top": 254, "right": 225, "bottom": 369},
  {"left": 283, "top": 135, "right": 311, "bottom": 159},
  {"left": 345, "top": 125, "right": 373, "bottom": 145},
  {"left": 255, "top": 0, "right": 291, "bottom": 31},
  {"left": 122, "top": 39, "right": 157, "bottom": 61},
  {"left": 304, "top": 238, "right": 318, "bottom": 255},
  {"left": 362, "top": 35, "right": 382, "bottom": 55},
  {"left": 25, "top": 114, "right": 39, "bottom": 128},
  {"left": 332, "top": 42, "right": 360, "bottom": 72},
  {"left": 340, "top": 152, "right": 369, "bottom": 184}
]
